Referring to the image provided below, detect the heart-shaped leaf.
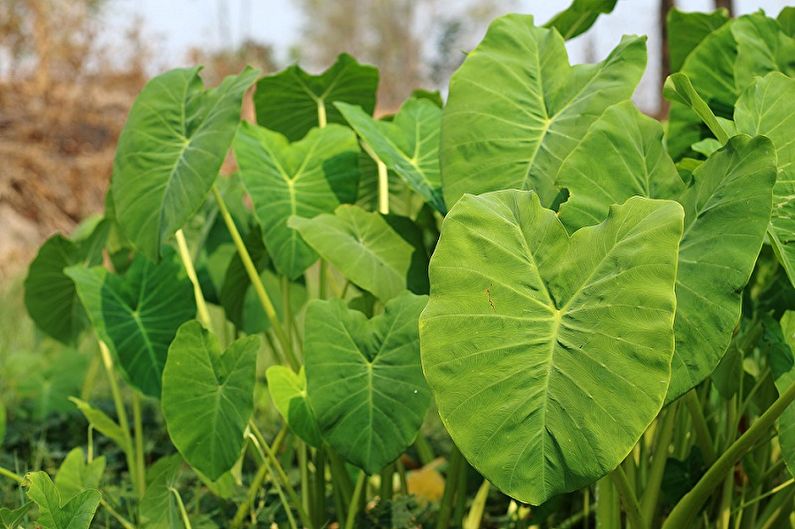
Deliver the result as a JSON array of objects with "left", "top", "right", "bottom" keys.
[
  {"left": 162, "top": 321, "right": 259, "bottom": 480},
  {"left": 254, "top": 53, "right": 378, "bottom": 141},
  {"left": 735, "top": 73, "right": 795, "bottom": 288},
  {"left": 544, "top": 0, "right": 617, "bottom": 40},
  {"left": 55, "top": 448, "right": 105, "bottom": 503},
  {"left": 25, "top": 471, "right": 100, "bottom": 529},
  {"left": 557, "top": 100, "right": 684, "bottom": 231},
  {"left": 305, "top": 292, "right": 431, "bottom": 474},
  {"left": 336, "top": 98, "right": 446, "bottom": 214},
  {"left": 66, "top": 249, "right": 196, "bottom": 397},
  {"left": 0, "top": 503, "right": 32, "bottom": 529},
  {"left": 289, "top": 205, "right": 429, "bottom": 302},
  {"left": 266, "top": 366, "right": 321, "bottom": 447},
  {"left": 235, "top": 122, "right": 360, "bottom": 279},
  {"left": 24, "top": 220, "right": 109, "bottom": 344},
  {"left": 667, "top": 135, "right": 776, "bottom": 402},
  {"left": 420, "top": 191, "right": 683, "bottom": 504},
  {"left": 139, "top": 455, "right": 183, "bottom": 529},
  {"left": 732, "top": 14, "right": 795, "bottom": 92},
  {"left": 111, "top": 66, "right": 259, "bottom": 260},
  {"left": 441, "top": 14, "right": 645, "bottom": 207}
]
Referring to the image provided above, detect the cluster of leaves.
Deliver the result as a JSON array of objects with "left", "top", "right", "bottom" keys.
[{"left": 9, "top": 1, "right": 795, "bottom": 529}]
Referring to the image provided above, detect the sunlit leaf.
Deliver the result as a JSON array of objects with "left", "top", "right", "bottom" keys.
[
  {"left": 441, "top": 14, "right": 645, "bottom": 207},
  {"left": 266, "top": 366, "right": 321, "bottom": 447},
  {"left": 25, "top": 471, "right": 100, "bottom": 529},
  {"left": 420, "top": 191, "right": 683, "bottom": 504},
  {"left": 111, "top": 67, "right": 259, "bottom": 260}
]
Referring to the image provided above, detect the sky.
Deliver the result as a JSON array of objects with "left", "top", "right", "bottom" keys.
[{"left": 101, "top": 0, "right": 791, "bottom": 113}]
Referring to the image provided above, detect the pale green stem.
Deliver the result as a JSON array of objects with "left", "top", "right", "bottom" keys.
[
  {"left": 99, "top": 341, "right": 141, "bottom": 498},
  {"left": 609, "top": 465, "right": 648, "bottom": 529},
  {"left": 361, "top": 142, "right": 389, "bottom": 214},
  {"left": 344, "top": 471, "right": 367, "bottom": 529},
  {"left": 317, "top": 100, "right": 327, "bottom": 128},
  {"left": 175, "top": 228, "right": 212, "bottom": 328},
  {"left": 132, "top": 391, "right": 146, "bottom": 497},
  {"left": 663, "top": 381, "right": 795, "bottom": 529},
  {"left": 246, "top": 431, "right": 299, "bottom": 529},
  {"left": 640, "top": 402, "right": 678, "bottom": 522},
  {"left": 0, "top": 466, "right": 22, "bottom": 483},
  {"left": 101, "top": 498, "right": 136, "bottom": 529},
  {"left": 211, "top": 185, "right": 296, "bottom": 367},
  {"left": 250, "top": 421, "right": 315, "bottom": 529},
  {"left": 170, "top": 487, "right": 193, "bottom": 529},
  {"left": 464, "top": 480, "right": 490, "bottom": 529},
  {"left": 231, "top": 426, "right": 288, "bottom": 529}
]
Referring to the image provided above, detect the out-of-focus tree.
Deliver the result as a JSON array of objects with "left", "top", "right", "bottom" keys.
[
  {"left": 296, "top": 0, "right": 513, "bottom": 110},
  {"left": 187, "top": 39, "right": 277, "bottom": 85}
]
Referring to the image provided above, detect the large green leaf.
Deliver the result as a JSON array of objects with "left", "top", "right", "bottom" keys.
[
  {"left": 667, "top": 8, "right": 729, "bottom": 73},
  {"left": 65, "top": 249, "right": 196, "bottom": 397},
  {"left": 139, "top": 455, "right": 183, "bottom": 529},
  {"left": 336, "top": 98, "right": 446, "bottom": 214},
  {"left": 544, "top": 0, "right": 617, "bottom": 40},
  {"left": 420, "top": 191, "right": 683, "bottom": 504},
  {"left": 305, "top": 292, "right": 430, "bottom": 474},
  {"left": 55, "top": 448, "right": 105, "bottom": 503},
  {"left": 24, "top": 221, "right": 108, "bottom": 344},
  {"left": 235, "top": 122, "right": 360, "bottom": 279},
  {"left": 441, "top": 14, "right": 646, "bottom": 207},
  {"left": 25, "top": 471, "right": 100, "bottom": 529},
  {"left": 266, "top": 366, "right": 321, "bottom": 448},
  {"left": 162, "top": 321, "right": 259, "bottom": 480},
  {"left": 111, "top": 67, "right": 259, "bottom": 260},
  {"left": 254, "top": 53, "right": 378, "bottom": 142},
  {"left": 289, "top": 205, "right": 429, "bottom": 302},
  {"left": 667, "top": 135, "right": 776, "bottom": 402},
  {"left": 557, "top": 100, "right": 684, "bottom": 231},
  {"left": 735, "top": 73, "right": 795, "bottom": 288}
]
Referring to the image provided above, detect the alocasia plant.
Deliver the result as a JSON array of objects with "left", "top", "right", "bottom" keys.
[{"left": 11, "top": 2, "right": 795, "bottom": 528}]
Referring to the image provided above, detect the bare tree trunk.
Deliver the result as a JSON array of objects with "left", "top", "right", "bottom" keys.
[
  {"left": 714, "top": 0, "right": 733, "bottom": 16},
  {"left": 659, "top": 0, "right": 674, "bottom": 117}
]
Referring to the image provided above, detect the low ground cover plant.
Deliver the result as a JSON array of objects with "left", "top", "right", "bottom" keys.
[{"left": 5, "top": 1, "right": 795, "bottom": 528}]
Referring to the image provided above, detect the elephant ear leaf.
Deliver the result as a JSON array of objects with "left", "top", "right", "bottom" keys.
[
  {"left": 289, "top": 205, "right": 429, "bottom": 302},
  {"left": 54, "top": 448, "right": 105, "bottom": 503},
  {"left": 162, "top": 321, "right": 259, "bottom": 481},
  {"left": 305, "top": 292, "right": 431, "bottom": 475},
  {"left": 336, "top": 98, "right": 446, "bottom": 214},
  {"left": 420, "top": 190, "right": 683, "bottom": 505},
  {"left": 254, "top": 53, "right": 378, "bottom": 141},
  {"left": 266, "top": 366, "right": 321, "bottom": 448},
  {"left": 666, "top": 135, "right": 776, "bottom": 402},
  {"left": 735, "top": 73, "right": 795, "bottom": 288},
  {"left": 234, "top": 122, "right": 360, "bottom": 279},
  {"left": 556, "top": 100, "right": 684, "bottom": 231},
  {"left": 25, "top": 471, "right": 101, "bottom": 529},
  {"left": 111, "top": 66, "right": 259, "bottom": 261},
  {"left": 24, "top": 220, "right": 109, "bottom": 344},
  {"left": 0, "top": 503, "right": 32, "bottom": 529},
  {"left": 139, "top": 455, "right": 183, "bottom": 529},
  {"left": 544, "top": 0, "right": 617, "bottom": 40},
  {"left": 65, "top": 248, "right": 196, "bottom": 398},
  {"left": 441, "top": 13, "right": 645, "bottom": 207}
]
